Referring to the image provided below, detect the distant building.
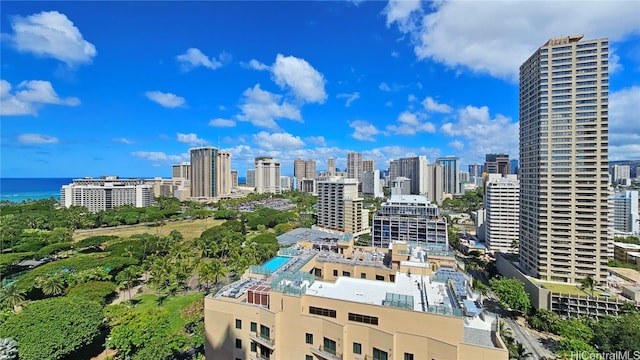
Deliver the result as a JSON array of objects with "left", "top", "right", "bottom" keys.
[
  {"left": 172, "top": 162, "right": 190, "bottom": 180},
  {"left": 484, "top": 153, "right": 510, "bottom": 177},
  {"left": 190, "top": 147, "right": 232, "bottom": 198},
  {"left": 280, "top": 176, "right": 292, "bottom": 191},
  {"left": 231, "top": 170, "right": 238, "bottom": 188},
  {"left": 485, "top": 174, "right": 520, "bottom": 253},
  {"left": 317, "top": 177, "right": 369, "bottom": 236},
  {"left": 388, "top": 156, "right": 428, "bottom": 195},
  {"left": 612, "top": 165, "right": 631, "bottom": 184},
  {"left": 371, "top": 194, "right": 448, "bottom": 248},
  {"left": 60, "top": 176, "right": 154, "bottom": 212},
  {"left": 255, "top": 156, "right": 281, "bottom": 194},
  {"left": 613, "top": 190, "right": 639, "bottom": 235},
  {"left": 426, "top": 162, "right": 444, "bottom": 204},
  {"left": 246, "top": 169, "right": 256, "bottom": 188},
  {"left": 468, "top": 164, "right": 483, "bottom": 187},
  {"left": 147, "top": 177, "right": 191, "bottom": 201},
  {"left": 346, "top": 152, "right": 363, "bottom": 183},
  {"left": 390, "top": 177, "right": 411, "bottom": 195},
  {"left": 362, "top": 158, "right": 375, "bottom": 173},
  {"left": 299, "top": 178, "right": 316, "bottom": 195},
  {"left": 436, "top": 156, "right": 460, "bottom": 195},
  {"left": 361, "top": 170, "right": 382, "bottom": 198},
  {"left": 326, "top": 157, "right": 336, "bottom": 176}
]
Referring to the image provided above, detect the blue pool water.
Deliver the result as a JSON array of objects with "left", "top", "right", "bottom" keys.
[{"left": 262, "top": 256, "right": 291, "bottom": 272}]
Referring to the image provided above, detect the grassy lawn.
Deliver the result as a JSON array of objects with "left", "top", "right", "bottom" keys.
[
  {"left": 125, "top": 293, "right": 204, "bottom": 331},
  {"left": 535, "top": 281, "right": 589, "bottom": 296},
  {"left": 73, "top": 218, "right": 225, "bottom": 241}
]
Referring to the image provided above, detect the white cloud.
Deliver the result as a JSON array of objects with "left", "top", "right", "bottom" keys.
[
  {"left": 237, "top": 84, "right": 302, "bottom": 130},
  {"left": 0, "top": 79, "right": 80, "bottom": 116},
  {"left": 131, "top": 151, "right": 189, "bottom": 164},
  {"left": 177, "top": 132, "right": 207, "bottom": 146},
  {"left": 336, "top": 92, "right": 360, "bottom": 107},
  {"left": 306, "top": 136, "right": 327, "bottom": 146},
  {"left": 382, "top": 0, "right": 421, "bottom": 32},
  {"left": 379, "top": 82, "right": 392, "bottom": 92},
  {"left": 272, "top": 54, "right": 327, "bottom": 103},
  {"left": 391, "top": 51, "right": 400, "bottom": 58},
  {"left": 209, "top": 118, "right": 236, "bottom": 127},
  {"left": 422, "top": 96, "right": 452, "bottom": 113},
  {"left": 386, "top": 1, "right": 640, "bottom": 81},
  {"left": 440, "top": 105, "right": 518, "bottom": 163},
  {"left": 386, "top": 110, "right": 435, "bottom": 135},
  {"left": 253, "top": 131, "right": 305, "bottom": 150},
  {"left": 245, "top": 59, "right": 270, "bottom": 71},
  {"left": 609, "top": 86, "right": 640, "bottom": 160},
  {"left": 448, "top": 140, "right": 464, "bottom": 150},
  {"left": 113, "top": 138, "right": 133, "bottom": 144},
  {"left": 18, "top": 133, "right": 59, "bottom": 144},
  {"left": 6, "top": 11, "right": 96, "bottom": 66},
  {"left": 176, "top": 48, "right": 229, "bottom": 71},
  {"left": 145, "top": 91, "right": 185, "bottom": 108},
  {"left": 350, "top": 120, "right": 382, "bottom": 141},
  {"left": 408, "top": 94, "right": 417, "bottom": 102}
]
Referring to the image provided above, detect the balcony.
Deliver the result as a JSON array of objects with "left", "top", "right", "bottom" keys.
[
  {"left": 249, "top": 332, "right": 275, "bottom": 349},
  {"left": 310, "top": 346, "right": 342, "bottom": 360},
  {"left": 249, "top": 353, "right": 271, "bottom": 360}
]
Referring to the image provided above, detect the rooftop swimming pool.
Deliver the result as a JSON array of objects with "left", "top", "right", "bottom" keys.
[{"left": 262, "top": 256, "right": 291, "bottom": 272}]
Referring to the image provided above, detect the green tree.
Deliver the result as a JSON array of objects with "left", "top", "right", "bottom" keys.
[
  {"left": 527, "top": 309, "right": 560, "bottom": 333},
  {"left": 0, "top": 285, "right": 25, "bottom": 312},
  {"left": 578, "top": 275, "right": 597, "bottom": 297},
  {"left": 0, "top": 297, "right": 103, "bottom": 360},
  {"left": 35, "top": 272, "right": 66, "bottom": 296},
  {"left": 591, "top": 311, "right": 640, "bottom": 353},
  {"left": 116, "top": 267, "right": 140, "bottom": 301},
  {"left": 489, "top": 277, "right": 531, "bottom": 314}
]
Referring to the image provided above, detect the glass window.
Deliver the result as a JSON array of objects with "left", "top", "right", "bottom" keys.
[
  {"left": 305, "top": 333, "right": 313, "bottom": 344},
  {"left": 373, "top": 348, "right": 389, "bottom": 360},
  {"left": 353, "top": 343, "right": 362, "bottom": 354},
  {"left": 404, "top": 353, "right": 415, "bottom": 360},
  {"left": 250, "top": 322, "right": 257, "bottom": 332},
  {"left": 235, "top": 339, "right": 242, "bottom": 349},
  {"left": 235, "top": 319, "right": 242, "bottom": 329},
  {"left": 323, "top": 338, "right": 337, "bottom": 356}
]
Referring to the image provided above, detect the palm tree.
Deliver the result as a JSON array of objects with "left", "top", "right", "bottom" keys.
[
  {"left": 0, "top": 285, "right": 26, "bottom": 312},
  {"left": 579, "top": 275, "right": 596, "bottom": 298},
  {"left": 35, "top": 273, "right": 66, "bottom": 296},
  {"left": 210, "top": 259, "right": 228, "bottom": 285},
  {"left": 512, "top": 342, "right": 532, "bottom": 360},
  {"left": 116, "top": 267, "right": 139, "bottom": 301},
  {"left": 0, "top": 337, "right": 18, "bottom": 360}
]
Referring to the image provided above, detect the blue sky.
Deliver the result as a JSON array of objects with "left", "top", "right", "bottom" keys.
[{"left": 1, "top": 1, "right": 639, "bottom": 178}]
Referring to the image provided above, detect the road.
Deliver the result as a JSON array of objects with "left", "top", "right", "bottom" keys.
[{"left": 502, "top": 316, "right": 552, "bottom": 360}]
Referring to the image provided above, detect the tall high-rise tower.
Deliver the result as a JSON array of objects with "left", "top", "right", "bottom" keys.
[
  {"left": 347, "top": 152, "right": 363, "bottom": 182},
  {"left": 519, "top": 35, "right": 610, "bottom": 284},
  {"left": 327, "top": 157, "right": 336, "bottom": 176},
  {"left": 294, "top": 158, "right": 306, "bottom": 180},
  {"left": 190, "top": 147, "right": 218, "bottom": 198},
  {"left": 255, "top": 156, "right": 281, "bottom": 194},
  {"left": 305, "top": 159, "right": 317, "bottom": 179},
  {"left": 435, "top": 156, "right": 460, "bottom": 195}
]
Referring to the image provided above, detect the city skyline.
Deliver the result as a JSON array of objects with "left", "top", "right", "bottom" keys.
[{"left": 1, "top": 1, "right": 639, "bottom": 178}]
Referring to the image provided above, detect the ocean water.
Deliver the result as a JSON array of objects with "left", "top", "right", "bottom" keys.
[{"left": 0, "top": 178, "right": 73, "bottom": 203}]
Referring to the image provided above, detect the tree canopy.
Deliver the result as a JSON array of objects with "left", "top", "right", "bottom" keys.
[{"left": 489, "top": 277, "right": 531, "bottom": 314}]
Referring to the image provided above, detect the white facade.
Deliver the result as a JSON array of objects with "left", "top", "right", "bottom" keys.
[
  {"left": 280, "top": 176, "right": 292, "bottom": 191},
  {"left": 316, "top": 177, "right": 369, "bottom": 235},
  {"left": 255, "top": 156, "right": 281, "bottom": 194},
  {"left": 347, "top": 152, "right": 363, "bottom": 182},
  {"left": 519, "top": 35, "right": 610, "bottom": 284},
  {"left": 60, "top": 177, "right": 154, "bottom": 212},
  {"left": 246, "top": 169, "right": 256, "bottom": 187},
  {"left": 388, "top": 156, "right": 428, "bottom": 195},
  {"left": 435, "top": 156, "right": 460, "bottom": 195},
  {"left": 613, "top": 165, "right": 631, "bottom": 184},
  {"left": 613, "top": 190, "right": 639, "bottom": 235},
  {"left": 361, "top": 170, "right": 383, "bottom": 198},
  {"left": 485, "top": 174, "right": 520, "bottom": 253}
]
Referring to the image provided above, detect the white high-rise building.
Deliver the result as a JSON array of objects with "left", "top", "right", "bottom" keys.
[
  {"left": 255, "top": 156, "right": 281, "bottom": 194},
  {"left": 485, "top": 174, "right": 520, "bottom": 253},
  {"left": 172, "top": 162, "right": 191, "bottom": 180},
  {"left": 361, "top": 170, "right": 383, "bottom": 198},
  {"left": 246, "top": 169, "right": 256, "bottom": 188},
  {"left": 327, "top": 157, "right": 336, "bottom": 176},
  {"left": 280, "top": 176, "right": 292, "bottom": 191},
  {"left": 60, "top": 177, "right": 154, "bottom": 212},
  {"left": 613, "top": 190, "right": 639, "bottom": 235},
  {"left": 612, "top": 165, "right": 631, "bottom": 184},
  {"left": 388, "top": 156, "right": 428, "bottom": 195},
  {"left": 316, "top": 177, "right": 368, "bottom": 236},
  {"left": 519, "top": 35, "right": 610, "bottom": 284},
  {"left": 362, "top": 159, "right": 375, "bottom": 173},
  {"left": 435, "top": 156, "right": 460, "bottom": 195},
  {"left": 426, "top": 162, "right": 444, "bottom": 204},
  {"left": 346, "top": 152, "right": 363, "bottom": 182}
]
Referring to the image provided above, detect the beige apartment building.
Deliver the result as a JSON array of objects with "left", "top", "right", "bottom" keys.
[
  {"left": 205, "top": 241, "right": 508, "bottom": 360},
  {"left": 255, "top": 156, "right": 281, "bottom": 194},
  {"left": 519, "top": 35, "right": 611, "bottom": 284},
  {"left": 316, "top": 177, "right": 369, "bottom": 236},
  {"left": 190, "top": 147, "right": 232, "bottom": 199}
]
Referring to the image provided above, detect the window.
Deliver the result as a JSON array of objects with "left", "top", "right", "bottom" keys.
[
  {"left": 348, "top": 312, "right": 379, "bottom": 325},
  {"left": 376, "top": 275, "right": 384, "bottom": 281},
  {"left": 323, "top": 338, "right": 337, "bottom": 356},
  {"left": 342, "top": 271, "right": 351, "bottom": 277},
  {"left": 373, "top": 348, "right": 389, "bottom": 360},
  {"left": 333, "top": 269, "right": 338, "bottom": 276},
  {"left": 260, "top": 325, "right": 270, "bottom": 339},
  {"left": 306, "top": 356, "right": 313, "bottom": 360},
  {"left": 250, "top": 322, "right": 257, "bottom": 332},
  {"left": 404, "top": 353, "right": 415, "bottom": 360},
  {"left": 353, "top": 342, "right": 362, "bottom": 354},
  {"left": 305, "top": 333, "right": 313, "bottom": 344},
  {"left": 309, "top": 306, "right": 337, "bottom": 318},
  {"left": 235, "top": 319, "right": 242, "bottom": 329},
  {"left": 360, "top": 273, "right": 366, "bottom": 279},
  {"left": 250, "top": 342, "right": 256, "bottom": 352},
  {"left": 235, "top": 339, "right": 242, "bottom": 349}
]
